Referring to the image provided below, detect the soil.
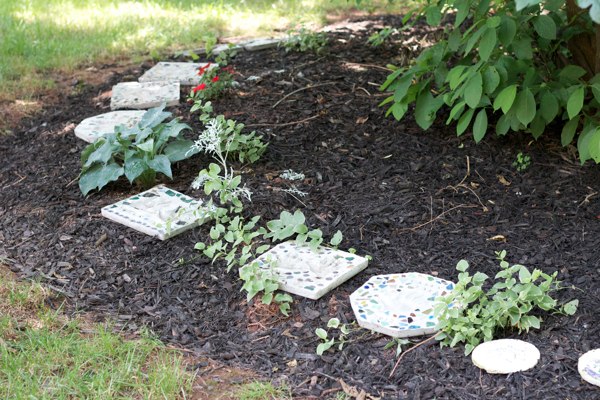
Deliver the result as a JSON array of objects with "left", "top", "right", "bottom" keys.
[{"left": 1, "top": 14, "right": 600, "bottom": 400}]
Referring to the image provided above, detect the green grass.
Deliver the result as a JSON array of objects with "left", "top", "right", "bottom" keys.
[
  {"left": 0, "top": 268, "right": 194, "bottom": 399},
  {"left": 0, "top": 0, "right": 405, "bottom": 100},
  {"left": 236, "top": 381, "right": 292, "bottom": 400}
]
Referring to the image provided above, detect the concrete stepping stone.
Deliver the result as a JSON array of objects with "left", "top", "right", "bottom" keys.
[
  {"left": 579, "top": 349, "right": 600, "bottom": 386},
  {"left": 350, "top": 272, "right": 455, "bottom": 338},
  {"left": 247, "top": 241, "right": 368, "bottom": 300},
  {"left": 110, "top": 81, "right": 179, "bottom": 110},
  {"left": 242, "top": 38, "right": 281, "bottom": 51},
  {"left": 101, "top": 185, "right": 210, "bottom": 240},
  {"left": 138, "top": 62, "right": 215, "bottom": 85},
  {"left": 472, "top": 339, "right": 540, "bottom": 374},
  {"left": 75, "top": 110, "right": 146, "bottom": 143}
]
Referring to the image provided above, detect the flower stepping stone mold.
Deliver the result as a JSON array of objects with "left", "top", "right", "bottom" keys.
[
  {"left": 138, "top": 62, "right": 215, "bottom": 85},
  {"left": 246, "top": 241, "right": 368, "bottom": 300},
  {"left": 350, "top": 272, "right": 455, "bottom": 338},
  {"left": 110, "top": 81, "right": 179, "bottom": 110},
  {"left": 579, "top": 349, "right": 600, "bottom": 387},
  {"left": 101, "top": 185, "right": 210, "bottom": 240},
  {"left": 74, "top": 110, "right": 146, "bottom": 143},
  {"left": 471, "top": 339, "right": 540, "bottom": 374}
]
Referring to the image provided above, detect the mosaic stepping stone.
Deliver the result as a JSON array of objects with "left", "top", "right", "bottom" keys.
[
  {"left": 472, "top": 339, "right": 540, "bottom": 374},
  {"left": 74, "top": 110, "right": 146, "bottom": 143},
  {"left": 110, "top": 81, "right": 179, "bottom": 110},
  {"left": 138, "top": 62, "right": 215, "bottom": 85},
  {"left": 350, "top": 273, "right": 455, "bottom": 338},
  {"left": 246, "top": 241, "right": 368, "bottom": 300},
  {"left": 101, "top": 185, "right": 210, "bottom": 240},
  {"left": 579, "top": 349, "right": 600, "bottom": 387},
  {"left": 242, "top": 38, "right": 281, "bottom": 51}
]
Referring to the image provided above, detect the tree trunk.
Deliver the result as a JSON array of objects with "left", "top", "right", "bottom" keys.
[{"left": 566, "top": 0, "right": 598, "bottom": 78}]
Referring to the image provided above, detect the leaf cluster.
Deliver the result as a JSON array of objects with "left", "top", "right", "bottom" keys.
[
  {"left": 79, "top": 104, "right": 197, "bottom": 195},
  {"left": 281, "top": 26, "right": 328, "bottom": 54},
  {"left": 434, "top": 250, "right": 578, "bottom": 355},
  {"left": 315, "top": 318, "right": 352, "bottom": 355}
]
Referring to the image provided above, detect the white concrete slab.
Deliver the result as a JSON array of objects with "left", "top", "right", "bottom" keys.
[
  {"left": 110, "top": 81, "right": 179, "bottom": 110},
  {"left": 101, "top": 185, "right": 210, "bottom": 240},
  {"left": 246, "top": 241, "right": 368, "bottom": 300},
  {"left": 472, "top": 339, "right": 540, "bottom": 374},
  {"left": 75, "top": 110, "right": 146, "bottom": 143},
  {"left": 350, "top": 273, "right": 455, "bottom": 338},
  {"left": 138, "top": 62, "right": 216, "bottom": 85},
  {"left": 579, "top": 349, "right": 600, "bottom": 387}
]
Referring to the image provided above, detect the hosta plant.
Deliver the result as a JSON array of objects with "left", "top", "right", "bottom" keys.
[
  {"left": 79, "top": 104, "right": 198, "bottom": 195},
  {"left": 380, "top": 0, "right": 600, "bottom": 163},
  {"left": 434, "top": 250, "right": 578, "bottom": 355}
]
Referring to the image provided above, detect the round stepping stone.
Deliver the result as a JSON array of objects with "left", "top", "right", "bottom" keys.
[
  {"left": 244, "top": 241, "right": 368, "bottom": 300},
  {"left": 579, "top": 349, "right": 600, "bottom": 387},
  {"left": 110, "top": 81, "right": 180, "bottom": 110},
  {"left": 75, "top": 110, "right": 146, "bottom": 143},
  {"left": 471, "top": 339, "right": 540, "bottom": 374},
  {"left": 350, "top": 273, "right": 455, "bottom": 338},
  {"left": 138, "top": 62, "right": 215, "bottom": 85}
]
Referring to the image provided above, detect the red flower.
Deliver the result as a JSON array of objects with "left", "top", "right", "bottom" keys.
[
  {"left": 192, "top": 83, "right": 207, "bottom": 93},
  {"left": 212, "top": 76, "right": 220, "bottom": 82},
  {"left": 197, "top": 63, "right": 211, "bottom": 75}
]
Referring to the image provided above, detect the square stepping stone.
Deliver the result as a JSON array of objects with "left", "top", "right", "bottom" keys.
[
  {"left": 246, "top": 241, "right": 368, "bottom": 300},
  {"left": 75, "top": 110, "right": 146, "bottom": 143},
  {"left": 138, "top": 62, "right": 215, "bottom": 85},
  {"left": 472, "top": 339, "right": 540, "bottom": 374},
  {"left": 579, "top": 349, "right": 600, "bottom": 387},
  {"left": 101, "top": 185, "right": 210, "bottom": 240},
  {"left": 242, "top": 38, "right": 281, "bottom": 51},
  {"left": 350, "top": 273, "right": 455, "bottom": 338},
  {"left": 110, "top": 81, "right": 179, "bottom": 110}
]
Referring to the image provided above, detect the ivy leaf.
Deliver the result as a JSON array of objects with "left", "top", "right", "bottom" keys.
[
  {"left": 562, "top": 299, "right": 579, "bottom": 315},
  {"left": 515, "top": 88, "right": 536, "bottom": 126},
  {"left": 567, "top": 86, "right": 585, "bottom": 120},
  {"left": 578, "top": 0, "right": 600, "bottom": 24},
  {"left": 472, "top": 109, "right": 488, "bottom": 143},
  {"left": 464, "top": 72, "right": 483, "bottom": 108}
]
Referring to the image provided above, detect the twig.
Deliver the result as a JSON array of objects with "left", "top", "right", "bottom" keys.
[
  {"left": 400, "top": 204, "right": 478, "bottom": 232},
  {"left": 3, "top": 171, "right": 26, "bottom": 189},
  {"left": 389, "top": 333, "right": 440, "bottom": 377},
  {"left": 441, "top": 156, "right": 488, "bottom": 212},
  {"left": 343, "top": 62, "right": 394, "bottom": 72},
  {"left": 246, "top": 114, "right": 321, "bottom": 128},
  {"left": 272, "top": 82, "right": 336, "bottom": 108}
]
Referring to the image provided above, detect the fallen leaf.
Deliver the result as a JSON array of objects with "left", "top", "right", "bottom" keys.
[
  {"left": 487, "top": 235, "right": 506, "bottom": 242},
  {"left": 356, "top": 116, "right": 369, "bottom": 124},
  {"left": 286, "top": 359, "right": 298, "bottom": 368},
  {"left": 470, "top": 182, "right": 480, "bottom": 189},
  {"left": 497, "top": 175, "right": 511, "bottom": 186}
]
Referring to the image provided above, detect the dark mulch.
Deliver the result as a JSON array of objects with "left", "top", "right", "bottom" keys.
[{"left": 1, "top": 14, "right": 599, "bottom": 399}]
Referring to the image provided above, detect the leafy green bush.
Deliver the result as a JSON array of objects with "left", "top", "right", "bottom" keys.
[
  {"left": 281, "top": 26, "right": 328, "bottom": 54},
  {"left": 434, "top": 250, "right": 578, "bottom": 355},
  {"left": 380, "top": 0, "right": 600, "bottom": 163},
  {"left": 79, "top": 104, "right": 198, "bottom": 195}
]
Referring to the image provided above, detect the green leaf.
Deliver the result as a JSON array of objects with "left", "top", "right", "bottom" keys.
[
  {"left": 493, "top": 84, "right": 517, "bottom": 113},
  {"left": 540, "top": 91, "right": 559, "bottom": 123},
  {"left": 315, "top": 328, "right": 328, "bottom": 340},
  {"left": 137, "top": 138, "right": 154, "bottom": 153},
  {"left": 327, "top": 318, "right": 340, "bottom": 329},
  {"left": 482, "top": 66, "right": 500, "bottom": 94},
  {"left": 561, "top": 118, "right": 579, "bottom": 146},
  {"left": 389, "top": 102, "right": 408, "bottom": 121},
  {"left": 478, "top": 28, "right": 497, "bottom": 61},
  {"left": 457, "top": 108, "right": 475, "bottom": 136},
  {"left": 147, "top": 154, "right": 173, "bottom": 179},
  {"left": 124, "top": 155, "right": 146, "bottom": 183},
  {"left": 456, "top": 260, "right": 469, "bottom": 272},
  {"left": 516, "top": 0, "right": 543, "bottom": 10},
  {"left": 425, "top": 5, "right": 442, "bottom": 25},
  {"left": 515, "top": 88, "right": 536, "bottom": 126},
  {"left": 518, "top": 266, "right": 532, "bottom": 283},
  {"left": 79, "top": 161, "right": 124, "bottom": 196},
  {"left": 533, "top": 15, "right": 556, "bottom": 40},
  {"left": 139, "top": 103, "right": 170, "bottom": 129},
  {"left": 562, "top": 299, "right": 578, "bottom": 315},
  {"left": 498, "top": 16, "right": 517, "bottom": 46},
  {"left": 513, "top": 37, "right": 533, "bottom": 60},
  {"left": 415, "top": 91, "right": 444, "bottom": 129},
  {"left": 559, "top": 65, "right": 587, "bottom": 82},
  {"left": 392, "top": 73, "right": 414, "bottom": 102},
  {"left": 330, "top": 230, "right": 343, "bottom": 247},
  {"left": 164, "top": 139, "right": 198, "bottom": 162},
  {"left": 83, "top": 140, "right": 114, "bottom": 168},
  {"left": 472, "top": 109, "right": 488, "bottom": 143},
  {"left": 567, "top": 86, "right": 585, "bottom": 120},
  {"left": 464, "top": 72, "right": 483, "bottom": 108}
]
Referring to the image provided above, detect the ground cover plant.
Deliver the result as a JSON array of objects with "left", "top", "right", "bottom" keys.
[{"left": 0, "top": 9, "right": 599, "bottom": 400}]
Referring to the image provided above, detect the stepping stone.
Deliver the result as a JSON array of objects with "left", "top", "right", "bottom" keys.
[
  {"left": 211, "top": 43, "right": 242, "bottom": 55},
  {"left": 350, "top": 273, "right": 455, "bottom": 338},
  {"left": 75, "top": 110, "right": 146, "bottom": 143},
  {"left": 242, "top": 38, "right": 281, "bottom": 51},
  {"left": 110, "top": 81, "right": 179, "bottom": 110},
  {"left": 138, "top": 62, "right": 215, "bottom": 85},
  {"left": 472, "top": 339, "right": 540, "bottom": 374},
  {"left": 579, "top": 349, "right": 600, "bottom": 387},
  {"left": 245, "top": 241, "right": 368, "bottom": 300},
  {"left": 101, "top": 185, "right": 210, "bottom": 240}
]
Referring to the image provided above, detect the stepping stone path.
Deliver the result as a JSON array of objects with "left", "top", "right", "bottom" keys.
[
  {"left": 242, "top": 38, "right": 282, "bottom": 51},
  {"left": 74, "top": 110, "right": 146, "bottom": 143},
  {"left": 110, "top": 81, "right": 180, "bottom": 110},
  {"left": 350, "top": 273, "right": 455, "bottom": 338},
  {"left": 579, "top": 349, "right": 600, "bottom": 387},
  {"left": 246, "top": 241, "right": 368, "bottom": 300},
  {"left": 138, "top": 62, "right": 215, "bottom": 85},
  {"left": 471, "top": 339, "right": 540, "bottom": 374},
  {"left": 101, "top": 185, "right": 210, "bottom": 240}
]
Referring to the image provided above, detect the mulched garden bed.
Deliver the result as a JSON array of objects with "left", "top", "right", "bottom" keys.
[{"left": 1, "top": 14, "right": 599, "bottom": 399}]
